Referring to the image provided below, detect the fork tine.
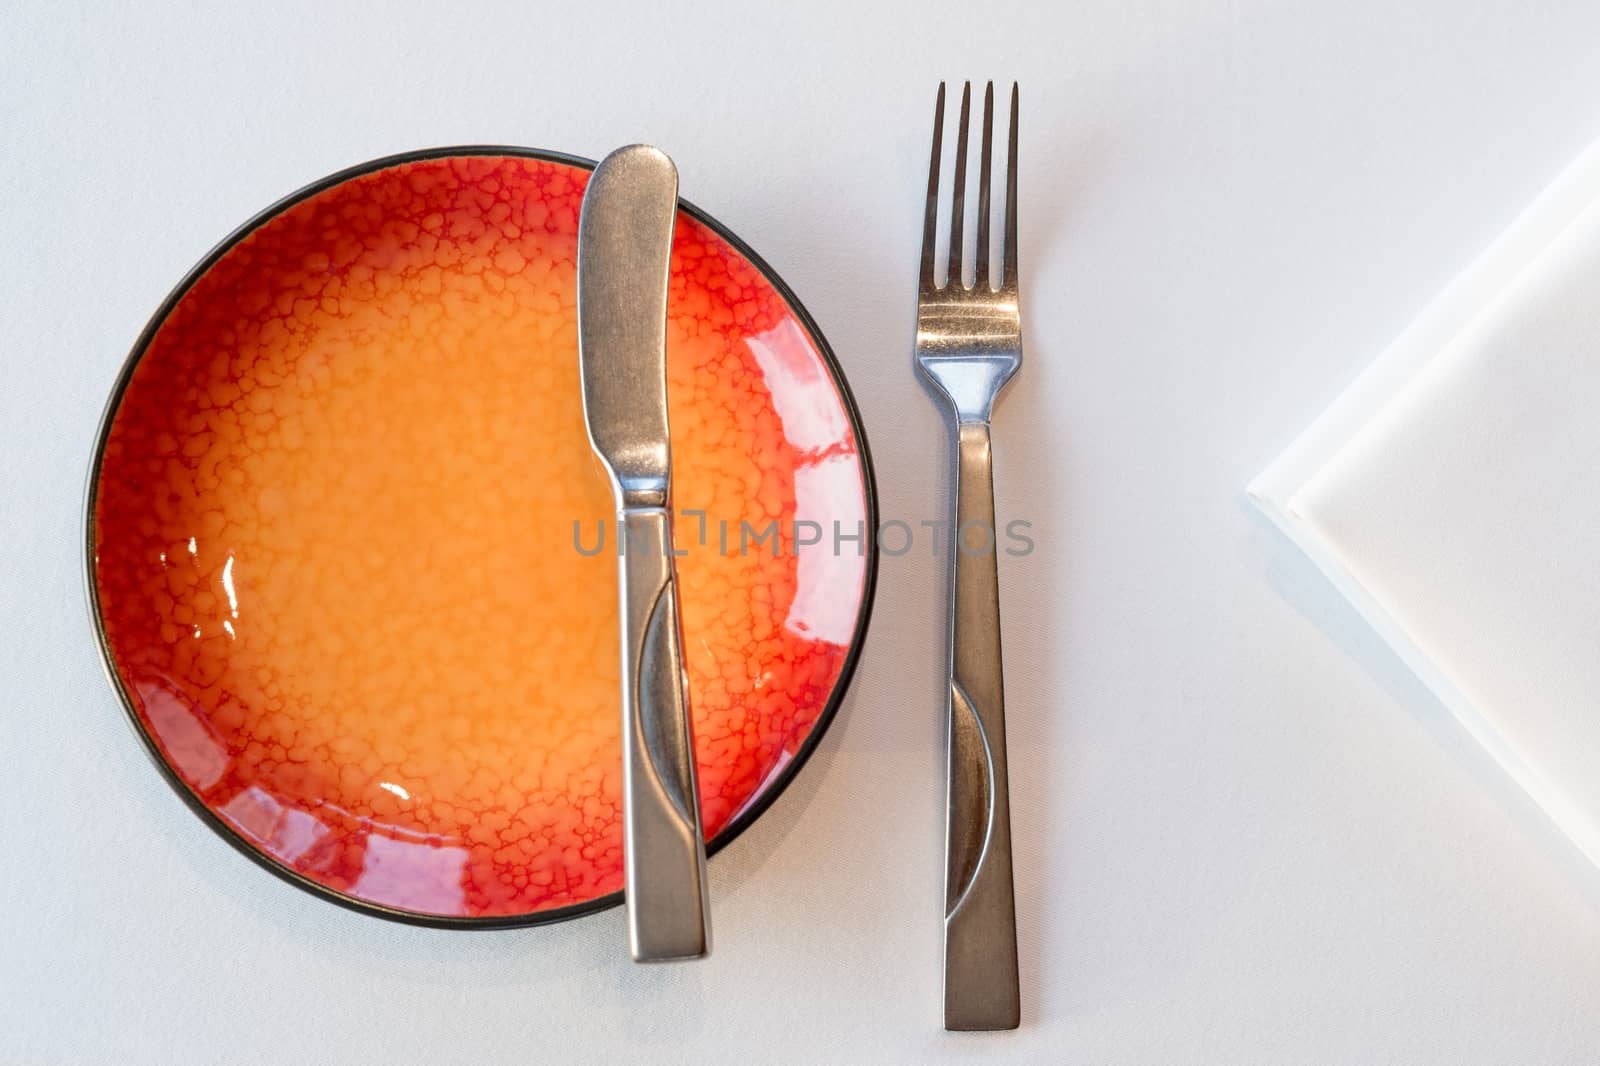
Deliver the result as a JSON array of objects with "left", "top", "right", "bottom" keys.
[
  {"left": 947, "top": 83, "right": 972, "bottom": 288},
  {"left": 975, "top": 82, "right": 994, "bottom": 292},
  {"left": 948, "top": 82, "right": 971, "bottom": 288},
  {"left": 1002, "top": 82, "right": 1019, "bottom": 292},
  {"left": 920, "top": 83, "right": 946, "bottom": 292}
]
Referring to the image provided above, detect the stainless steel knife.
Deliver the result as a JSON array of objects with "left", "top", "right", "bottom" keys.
[{"left": 576, "top": 144, "right": 710, "bottom": 962}]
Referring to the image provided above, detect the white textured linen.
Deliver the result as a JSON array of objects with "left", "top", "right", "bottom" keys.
[{"left": 1253, "top": 138, "right": 1600, "bottom": 867}]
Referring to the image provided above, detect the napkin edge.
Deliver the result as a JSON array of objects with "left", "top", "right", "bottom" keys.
[{"left": 1246, "top": 135, "right": 1600, "bottom": 871}]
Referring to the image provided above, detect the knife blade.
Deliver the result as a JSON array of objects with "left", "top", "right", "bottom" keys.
[{"left": 576, "top": 144, "right": 710, "bottom": 961}]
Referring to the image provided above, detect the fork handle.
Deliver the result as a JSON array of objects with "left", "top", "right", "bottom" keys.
[{"left": 943, "top": 421, "right": 1020, "bottom": 1030}]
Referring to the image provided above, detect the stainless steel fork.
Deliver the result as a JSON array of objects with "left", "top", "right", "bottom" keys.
[{"left": 914, "top": 80, "right": 1022, "bottom": 1032}]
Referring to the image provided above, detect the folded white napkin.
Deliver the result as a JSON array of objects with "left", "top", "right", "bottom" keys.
[{"left": 1252, "top": 139, "right": 1600, "bottom": 868}]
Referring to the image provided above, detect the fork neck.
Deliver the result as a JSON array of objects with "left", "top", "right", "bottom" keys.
[{"left": 920, "top": 358, "right": 1016, "bottom": 425}]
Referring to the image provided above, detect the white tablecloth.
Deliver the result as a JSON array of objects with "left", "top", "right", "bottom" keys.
[{"left": 8, "top": 2, "right": 1600, "bottom": 1063}]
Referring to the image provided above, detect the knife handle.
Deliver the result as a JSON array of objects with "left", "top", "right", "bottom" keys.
[
  {"left": 944, "top": 422, "right": 1020, "bottom": 1029},
  {"left": 617, "top": 507, "right": 710, "bottom": 961}
]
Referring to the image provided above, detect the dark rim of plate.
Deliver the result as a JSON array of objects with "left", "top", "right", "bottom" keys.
[{"left": 82, "top": 145, "right": 880, "bottom": 929}]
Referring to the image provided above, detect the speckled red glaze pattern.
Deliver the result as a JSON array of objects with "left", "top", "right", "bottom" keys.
[{"left": 91, "top": 152, "right": 871, "bottom": 922}]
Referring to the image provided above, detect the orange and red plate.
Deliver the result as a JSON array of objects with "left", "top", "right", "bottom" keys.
[{"left": 87, "top": 148, "right": 876, "bottom": 926}]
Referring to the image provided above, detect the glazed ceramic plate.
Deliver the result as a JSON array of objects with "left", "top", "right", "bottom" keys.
[{"left": 88, "top": 147, "right": 877, "bottom": 927}]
